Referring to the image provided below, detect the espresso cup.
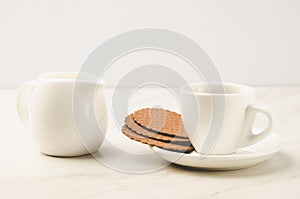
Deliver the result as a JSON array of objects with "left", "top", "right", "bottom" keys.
[
  {"left": 179, "top": 82, "right": 272, "bottom": 155},
  {"left": 17, "top": 72, "right": 107, "bottom": 157}
]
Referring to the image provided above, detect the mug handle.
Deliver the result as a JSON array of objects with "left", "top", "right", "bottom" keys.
[
  {"left": 17, "top": 81, "right": 35, "bottom": 128},
  {"left": 238, "top": 105, "right": 273, "bottom": 148}
]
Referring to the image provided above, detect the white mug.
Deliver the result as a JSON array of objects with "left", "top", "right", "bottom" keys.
[
  {"left": 180, "top": 82, "right": 272, "bottom": 155},
  {"left": 17, "top": 72, "right": 107, "bottom": 157}
]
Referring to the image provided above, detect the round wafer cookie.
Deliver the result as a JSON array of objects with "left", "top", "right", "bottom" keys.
[
  {"left": 132, "top": 108, "right": 188, "bottom": 138},
  {"left": 122, "top": 125, "right": 194, "bottom": 153},
  {"left": 125, "top": 115, "right": 191, "bottom": 144}
]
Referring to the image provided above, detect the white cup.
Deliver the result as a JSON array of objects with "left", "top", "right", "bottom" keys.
[
  {"left": 17, "top": 72, "right": 107, "bottom": 157},
  {"left": 180, "top": 82, "right": 272, "bottom": 155}
]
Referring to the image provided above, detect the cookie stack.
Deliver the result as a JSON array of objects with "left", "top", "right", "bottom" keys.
[{"left": 122, "top": 108, "right": 194, "bottom": 153}]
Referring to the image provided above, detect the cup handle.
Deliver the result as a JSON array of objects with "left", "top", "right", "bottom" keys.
[
  {"left": 17, "top": 81, "right": 35, "bottom": 128},
  {"left": 238, "top": 104, "right": 273, "bottom": 148}
]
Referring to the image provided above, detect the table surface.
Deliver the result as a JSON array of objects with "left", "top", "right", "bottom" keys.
[{"left": 0, "top": 87, "right": 299, "bottom": 199}]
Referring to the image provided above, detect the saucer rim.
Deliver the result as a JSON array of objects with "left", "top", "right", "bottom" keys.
[{"left": 151, "top": 132, "right": 281, "bottom": 160}]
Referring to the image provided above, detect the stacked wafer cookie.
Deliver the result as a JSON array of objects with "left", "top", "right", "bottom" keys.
[{"left": 121, "top": 108, "right": 195, "bottom": 153}]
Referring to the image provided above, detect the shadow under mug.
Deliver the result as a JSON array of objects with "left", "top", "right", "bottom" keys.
[
  {"left": 179, "top": 82, "right": 273, "bottom": 155},
  {"left": 17, "top": 72, "right": 107, "bottom": 157}
]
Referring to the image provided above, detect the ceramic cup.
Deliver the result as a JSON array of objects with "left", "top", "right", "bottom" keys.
[
  {"left": 17, "top": 72, "right": 107, "bottom": 157},
  {"left": 179, "top": 82, "right": 272, "bottom": 155}
]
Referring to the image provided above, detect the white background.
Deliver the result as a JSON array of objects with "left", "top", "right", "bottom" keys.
[{"left": 1, "top": 0, "right": 299, "bottom": 88}]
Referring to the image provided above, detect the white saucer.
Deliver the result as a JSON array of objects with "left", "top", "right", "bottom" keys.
[{"left": 151, "top": 132, "right": 281, "bottom": 170}]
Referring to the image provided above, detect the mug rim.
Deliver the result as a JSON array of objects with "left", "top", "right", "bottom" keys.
[
  {"left": 38, "top": 71, "right": 105, "bottom": 85},
  {"left": 179, "top": 82, "right": 255, "bottom": 96}
]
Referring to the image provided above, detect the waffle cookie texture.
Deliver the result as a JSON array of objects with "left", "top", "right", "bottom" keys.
[{"left": 121, "top": 108, "right": 194, "bottom": 153}]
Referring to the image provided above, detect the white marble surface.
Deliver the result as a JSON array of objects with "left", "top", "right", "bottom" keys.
[{"left": 0, "top": 87, "right": 299, "bottom": 199}]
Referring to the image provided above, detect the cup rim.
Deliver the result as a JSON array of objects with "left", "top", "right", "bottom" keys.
[
  {"left": 179, "top": 82, "right": 255, "bottom": 96},
  {"left": 38, "top": 71, "right": 105, "bottom": 85}
]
